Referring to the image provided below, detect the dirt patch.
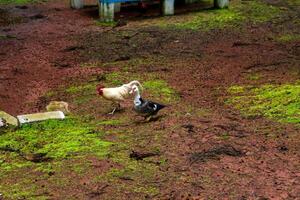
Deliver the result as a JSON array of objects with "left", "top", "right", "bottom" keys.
[{"left": 0, "top": 2, "right": 101, "bottom": 115}]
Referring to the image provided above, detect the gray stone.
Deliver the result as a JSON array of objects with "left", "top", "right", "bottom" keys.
[
  {"left": 0, "top": 111, "right": 19, "bottom": 126},
  {"left": 17, "top": 111, "right": 65, "bottom": 124}
]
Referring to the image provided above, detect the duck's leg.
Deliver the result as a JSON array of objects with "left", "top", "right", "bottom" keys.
[
  {"left": 108, "top": 102, "right": 121, "bottom": 115},
  {"left": 145, "top": 116, "right": 152, "bottom": 122},
  {"left": 108, "top": 102, "right": 117, "bottom": 115},
  {"left": 108, "top": 107, "right": 117, "bottom": 115}
]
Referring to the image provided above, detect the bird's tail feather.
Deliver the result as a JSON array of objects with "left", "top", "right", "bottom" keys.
[
  {"left": 157, "top": 103, "right": 166, "bottom": 110},
  {"left": 127, "top": 80, "right": 143, "bottom": 90}
]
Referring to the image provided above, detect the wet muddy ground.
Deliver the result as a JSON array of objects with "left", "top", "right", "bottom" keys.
[{"left": 0, "top": 0, "right": 299, "bottom": 199}]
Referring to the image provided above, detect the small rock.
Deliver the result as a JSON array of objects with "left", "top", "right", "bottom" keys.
[
  {"left": 17, "top": 111, "right": 65, "bottom": 124},
  {"left": 46, "top": 101, "right": 70, "bottom": 114},
  {"left": 0, "top": 111, "right": 19, "bottom": 126}
]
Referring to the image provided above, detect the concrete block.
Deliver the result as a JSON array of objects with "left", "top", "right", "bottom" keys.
[
  {"left": 17, "top": 111, "right": 65, "bottom": 124},
  {"left": 0, "top": 111, "right": 19, "bottom": 126}
]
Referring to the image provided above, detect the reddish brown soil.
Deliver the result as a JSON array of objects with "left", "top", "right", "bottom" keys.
[
  {"left": 0, "top": 1, "right": 104, "bottom": 115},
  {"left": 1, "top": 0, "right": 300, "bottom": 199}
]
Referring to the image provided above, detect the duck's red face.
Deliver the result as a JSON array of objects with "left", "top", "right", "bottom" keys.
[{"left": 96, "top": 85, "right": 104, "bottom": 96}]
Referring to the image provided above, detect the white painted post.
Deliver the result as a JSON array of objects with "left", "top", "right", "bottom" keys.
[
  {"left": 70, "top": 0, "right": 84, "bottom": 9},
  {"left": 114, "top": 3, "right": 121, "bottom": 13},
  {"left": 214, "top": 0, "right": 229, "bottom": 8},
  {"left": 99, "top": 1, "right": 115, "bottom": 22},
  {"left": 162, "top": 0, "right": 175, "bottom": 15}
]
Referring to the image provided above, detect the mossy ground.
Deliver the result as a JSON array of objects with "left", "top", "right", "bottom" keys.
[
  {"left": 0, "top": 118, "right": 111, "bottom": 164},
  {"left": 137, "top": 0, "right": 283, "bottom": 30},
  {"left": 227, "top": 83, "right": 300, "bottom": 123},
  {"left": 0, "top": 0, "right": 46, "bottom": 4},
  {"left": 0, "top": 118, "right": 112, "bottom": 199},
  {"left": 1, "top": 0, "right": 300, "bottom": 198},
  {"left": 275, "top": 33, "right": 300, "bottom": 42}
]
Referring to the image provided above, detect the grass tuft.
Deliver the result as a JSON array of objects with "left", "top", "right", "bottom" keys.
[
  {"left": 0, "top": 118, "right": 112, "bottom": 167},
  {"left": 227, "top": 83, "right": 300, "bottom": 123}
]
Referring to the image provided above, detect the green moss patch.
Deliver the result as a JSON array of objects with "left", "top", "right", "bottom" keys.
[
  {"left": 94, "top": 138, "right": 164, "bottom": 198},
  {"left": 0, "top": 0, "right": 47, "bottom": 5},
  {"left": 94, "top": 20, "right": 117, "bottom": 27},
  {"left": 275, "top": 34, "right": 300, "bottom": 42},
  {"left": 170, "top": 8, "right": 243, "bottom": 30},
  {"left": 0, "top": 119, "right": 112, "bottom": 170},
  {"left": 227, "top": 83, "right": 300, "bottom": 123},
  {"left": 102, "top": 56, "right": 170, "bottom": 72},
  {"left": 241, "top": 0, "right": 281, "bottom": 23},
  {"left": 247, "top": 73, "right": 261, "bottom": 81},
  {"left": 143, "top": 80, "right": 179, "bottom": 103},
  {"left": 66, "top": 83, "right": 96, "bottom": 94},
  {"left": 155, "top": 0, "right": 282, "bottom": 30},
  {"left": 97, "top": 119, "right": 124, "bottom": 126}
]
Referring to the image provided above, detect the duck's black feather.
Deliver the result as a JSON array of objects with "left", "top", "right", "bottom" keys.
[{"left": 134, "top": 97, "right": 165, "bottom": 117}]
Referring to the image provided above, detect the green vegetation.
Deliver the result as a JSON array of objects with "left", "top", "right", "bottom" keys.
[
  {"left": 65, "top": 83, "right": 97, "bottom": 105},
  {"left": 0, "top": 119, "right": 112, "bottom": 171},
  {"left": 94, "top": 20, "right": 117, "bottom": 27},
  {"left": 0, "top": 180, "right": 47, "bottom": 200},
  {"left": 247, "top": 73, "right": 261, "bottom": 81},
  {"left": 171, "top": 8, "right": 243, "bottom": 30},
  {"left": 156, "top": 0, "right": 282, "bottom": 30},
  {"left": 275, "top": 34, "right": 300, "bottom": 42},
  {"left": 0, "top": 34, "right": 16, "bottom": 40},
  {"left": 0, "top": 0, "right": 47, "bottom": 4},
  {"left": 66, "top": 83, "right": 96, "bottom": 94},
  {"left": 97, "top": 119, "right": 124, "bottom": 126},
  {"left": 227, "top": 83, "right": 300, "bottom": 123},
  {"left": 219, "top": 132, "right": 230, "bottom": 140},
  {"left": 104, "top": 72, "right": 123, "bottom": 85},
  {"left": 102, "top": 56, "right": 169, "bottom": 72},
  {"left": 242, "top": 0, "right": 281, "bottom": 23},
  {"left": 143, "top": 80, "right": 179, "bottom": 103},
  {"left": 0, "top": 118, "right": 112, "bottom": 199},
  {"left": 95, "top": 142, "right": 163, "bottom": 197}
]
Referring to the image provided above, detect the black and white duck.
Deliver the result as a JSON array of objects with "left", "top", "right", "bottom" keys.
[{"left": 131, "top": 85, "right": 166, "bottom": 121}]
